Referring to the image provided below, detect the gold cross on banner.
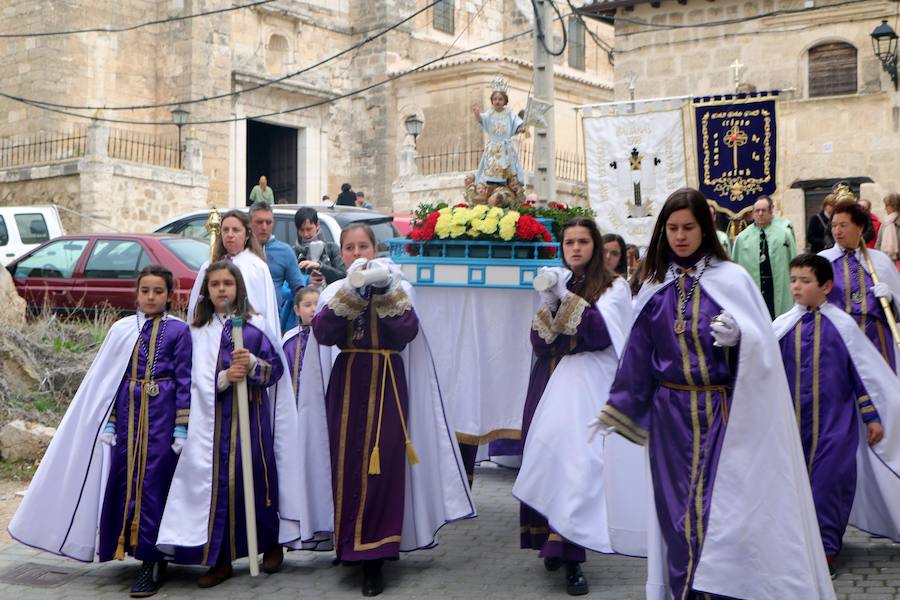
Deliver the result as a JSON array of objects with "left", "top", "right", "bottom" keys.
[{"left": 723, "top": 123, "right": 748, "bottom": 172}]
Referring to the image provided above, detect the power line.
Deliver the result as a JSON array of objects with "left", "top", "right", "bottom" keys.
[
  {"left": 564, "top": 0, "right": 614, "bottom": 65},
  {"left": 0, "top": 0, "right": 277, "bottom": 39},
  {"left": 531, "top": 0, "right": 568, "bottom": 56},
  {"left": 6, "top": 0, "right": 441, "bottom": 112}
]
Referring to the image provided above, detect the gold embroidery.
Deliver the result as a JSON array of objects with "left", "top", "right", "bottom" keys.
[
  {"left": 690, "top": 293, "right": 710, "bottom": 386},
  {"left": 372, "top": 286, "right": 412, "bottom": 319},
  {"left": 354, "top": 352, "right": 381, "bottom": 550},
  {"left": 547, "top": 533, "right": 563, "bottom": 542},
  {"left": 520, "top": 525, "right": 549, "bottom": 535},
  {"left": 552, "top": 293, "right": 589, "bottom": 336},
  {"left": 843, "top": 255, "right": 852, "bottom": 313},
  {"left": 255, "top": 388, "right": 272, "bottom": 507},
  {"left": 202, "top": 353, "right": 224, "bottom": 565},
  {"left": 682, "top": 390, "right": 700, "bottom": 600},
  {"left": 333, "top": 353, "right": 356, "bottom": 549},
  {"left": 328, "top": 286, "right": 368, "bottom": 320},
  {"left": 793, "top": 322, "right": 802, "bottom": 429},
  {"left": 807, "top": 312, "right": 822, "bottom": 472},
  {"left": 876, "top": 321, "right": 889, "bottom": 364},
  {"left": 228, "top": 394, "right": 238, "bottom": 560},
  {"left": 532, "top": 304, "right": 556, "bottom": 344},
  {"left": 455, "top": 429, "right": 522, "bottom": 445}
]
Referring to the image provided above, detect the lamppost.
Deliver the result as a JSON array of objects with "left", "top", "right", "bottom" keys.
[
  {"left": 871, "top": 19, "right": 898, "bottom": 91},
  {"left": 404, "top": 114, "right": 424, "bottom": 145},
  {"left": 170, "top": 107, "right": 190, "bottom": 168}
]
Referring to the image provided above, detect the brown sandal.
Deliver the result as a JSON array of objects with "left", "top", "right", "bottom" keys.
[{"left": 197, "top": 563, "right": 233, "bottom": 588}]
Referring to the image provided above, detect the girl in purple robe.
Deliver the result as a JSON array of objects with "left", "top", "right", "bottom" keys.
[
  {"left": 819, "top": 196, "right": 900, "bottom": 371},
  {"left": 519, "top": 218, "right": 617, "bottom": 596},
  {"left": 776, "top": 253, "right": 884, "bottom": 578},
  {"left": 597, "top": 189, "right": 738, "bottom": 600},
  {"left": 312, "top": 223, "right": 420, "bottom": 597},
  {"left": 187, "top": 261, "right": 285, "bottom": 587},
  {"left": 282, "top": 286, "right": 319, "bottom": 399}
]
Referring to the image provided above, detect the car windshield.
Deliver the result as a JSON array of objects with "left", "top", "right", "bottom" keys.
[
  {"left": 161, "top": 238, "right": 209, "bottom": 270},
  {"left": 368, "top": 221, "right": 401, "bottom": 255}
]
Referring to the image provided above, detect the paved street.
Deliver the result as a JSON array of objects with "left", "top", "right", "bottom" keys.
[{"left": 0, "top": 465, "right": 895, "bottom": 599}]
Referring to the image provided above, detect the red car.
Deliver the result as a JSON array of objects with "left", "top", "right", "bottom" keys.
[{"left": 7, "top": 234, "right": 207, "bottom": 314}]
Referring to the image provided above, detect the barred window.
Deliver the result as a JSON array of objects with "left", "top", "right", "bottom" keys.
[
  {"left": 433, "top": 0, "right": 454, "bottom": 34},
  {"left": 568, "top": 17, "right": 585, "bottom": 70},
  {"left": 808, "top": 42, "right": 857, "bottom": 98}
]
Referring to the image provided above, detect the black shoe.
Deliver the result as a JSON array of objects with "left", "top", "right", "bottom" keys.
[
  {"left": 261, "top": 545, "right": 284, "bottom": 574},
  {"left": 361, "top": 560, "right": 384, "bottom": 597},
  {"left": 543, "top": 556, "right": 562, "bottom": 572},
  {"left": 564, "top": 561, "right": 589, "bottom": 596},
  {"left": 828, "top": 561, "right": 837, "bottom": 579},
  {"left": 130, "top": 561, "right": 162, "bottom": 598}
]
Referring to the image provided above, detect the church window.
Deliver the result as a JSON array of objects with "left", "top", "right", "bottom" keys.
[
  {"left": 433, "top": 0, "right": 454, "bottom": 34},
  {"left": 568, "top": 17, "right": 585, "bottom": 70},
  {"left": 808, "top": 42, "right": 857, "bottom": 98}
]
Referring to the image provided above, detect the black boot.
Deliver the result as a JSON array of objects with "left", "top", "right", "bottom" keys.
[
  {"left": 361, "top": 559, "right": 384, "bottom": 597},
  {"left": 564, "top": 561, "right": 589, "bottom": 596},
  {"left": 130, "top": 560, "right": 163, "bottom": 598},
  {"left": 543, "top": 556, "right": 562, "bottom": 572}
]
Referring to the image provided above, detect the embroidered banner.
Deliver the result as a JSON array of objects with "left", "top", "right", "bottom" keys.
[
  {"left": 582, "top": 99, "right": 687, "bottom": 246},
  {"left": 693, "top": 94, "right": 777, "bottom": 217}
]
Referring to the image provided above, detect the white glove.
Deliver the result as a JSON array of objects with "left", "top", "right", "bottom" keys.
[
  {"left": 100, "top": 432, "right": 116, "bottom": 447},
  {"left": 871, "top": 282, "right": 892, "bottom": 301},
  {"left": 171, "top": 438, "right": 185, "bottom": 455},
  {"left": 343, "top": 257, "right": 369, "bottom": 291},
  {"left": 553, "top": 268, "right": 573, "bottom": 300},
  {"left": 588, "top": 416, "right": 614, "bottom": 443},
  {"left": 710, "top": 311, "right": 740, "bottom": 347},
  {"left": 537, "top": 267, "right": 559, "bottom": 307}
]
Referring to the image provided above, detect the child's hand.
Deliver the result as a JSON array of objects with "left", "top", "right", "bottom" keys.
[
  {"left": 867, "top": 422, "right": 884, "bottom": 446},
  {"left": 227, "top": 348, "right": 250, "bottom": 382}
]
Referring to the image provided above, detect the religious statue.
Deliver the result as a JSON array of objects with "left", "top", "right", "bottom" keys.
[{"left": 472, "top": 76, "right": 525, "bottom": 186}]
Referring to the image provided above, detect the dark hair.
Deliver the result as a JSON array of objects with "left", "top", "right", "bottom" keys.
[
  {"left": 601, "top": 233, "right": 627, "bottom": 275},
  {"left": 136, "top": 264, "right": 175, "bottom": 311},
  {"left": 294, "top": 207, "right": 319, "bottom": 228},
  {"left": 293, "top": 286, "right": 321, "bottom": 306},
  {"left": 755, "top": 195, "right": 774, "bottom": 210},
  {"left": 885, "top": 193, "right": 900, "bottom": 212},
  {"left": 640, "top": 188, "right": 730, "bottom": 283},
  {"left": 341, "top": 183, "right": 352, "bottom": 192},
  {"left": 249, "top": 201, "right": 273, "bottom": 217},
  {"left": 191, "top": 261, "right": 256, "bottom": 327},
  {"left": 561, "top": 218, "right": 614, "bottom": 304},
  {"left": 832, "top": 199, "right": 869, "bottom": 228},
  {"left": 490, "top": 91, "right": 509, "bottom": 106},
  {"left": 339, "top": 222, "right": 377, "bottom": 248},
  {"left": 356, "top": 191, "right": 365, "bottom": 198},
  {"left": 214, "top": 210, "right": 265, "bottom": 262},
  {"left": 790, "top": 253, "right": 834, "bottom": 286}
]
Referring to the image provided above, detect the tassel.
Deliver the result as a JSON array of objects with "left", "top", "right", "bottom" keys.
[
  {"left": 368, "top": 446, "right": 381, "bottom": 475},
  {"left": 129, "top": 518, "right": 139, "bottom": 547},
  {"left": 405, "top": 440, "right": 420, "bottom": 466},
  {"left": 114, "top": 535, "right": 126, "bottom": 561}
]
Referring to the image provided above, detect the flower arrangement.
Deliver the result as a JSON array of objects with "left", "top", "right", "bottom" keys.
[{"left": 410, "top": 204, "right": 552, "bottom": 245}]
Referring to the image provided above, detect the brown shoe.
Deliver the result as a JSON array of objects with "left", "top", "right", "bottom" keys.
[
  {"left": 261, "top": 545, "right": 284, "bottom": 574},
  {"left": 197, "top": 563, "right": 233, "bottom": 588}
]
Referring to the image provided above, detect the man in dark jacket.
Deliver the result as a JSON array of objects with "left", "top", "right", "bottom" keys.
[
  {"left": 293, "top": 207, "right": 346, "bottom": 288},
  {"left": 806, "top": 194, "right": 836, "bottom": 253},
  {"left": 336, "top": 183, "right": 357, "bottom": 207}
]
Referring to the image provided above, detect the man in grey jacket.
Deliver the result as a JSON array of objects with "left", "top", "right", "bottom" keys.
[{"left": 293, "top": 207, "right": 346, "bottom": 288}]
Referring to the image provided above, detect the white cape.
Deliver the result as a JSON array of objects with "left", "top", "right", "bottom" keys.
[
  {"left": 512, "top": 277, "right": 648, "bottom": 556},
  {"left": 157, "top": 314, "right": 308, "bottom": 552},
  {"left": 297, "top": 272, "right": 476, "bottom": 552},
  {"left": 633, "top": 259, "right": 834, "bottom": 600},
  {"left": 8, "top": 316, "right": 144, "bottom": 561},
  {"left": 819, "top": 245, "right": 900, "bottom": 376},
  {"left": 187, "top": 249, "right": 281, "bottom": 338},
  {"left": 774, "top": 302, "right": 900, "bottom": 542}
]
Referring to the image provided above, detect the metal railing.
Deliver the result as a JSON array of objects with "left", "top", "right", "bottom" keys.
[
  {"left": 0, "top": 129, "right": 87, "bottom": 168},
  {"left": 107, "top": 127, "right": 181, "bottom": 169},
  {"left": 415, "top": 141, "right": 586, "bottom": 182}
]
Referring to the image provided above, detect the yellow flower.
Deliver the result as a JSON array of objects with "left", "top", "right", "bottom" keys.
[
  {"left": 472, "top": 204, "right": 489, "bottom": 218},
  {"left": 476, "top": 217, "right": 499, "bottom": 235},
  {"left": 451, "top": 207, "right": 472, "bottom": 226},
  {"left": 488, "top": 207, "right": 504, "bottom": 219},
  {"left": 498, "top": 211, "right": 520, "bottom": 241},
  {"left": 449, "top": 224, "right": 467, "bottom": 238},
  {"left": 435, "top": 214, "right": 452, "bottom": 238},
  {"left": 438, "top": 207, "right": 451, "bottom": 216}
]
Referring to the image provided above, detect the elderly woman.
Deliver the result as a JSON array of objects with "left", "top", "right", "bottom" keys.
[{"left": 876, "top": 193, "right": 900, "bottom": 270}]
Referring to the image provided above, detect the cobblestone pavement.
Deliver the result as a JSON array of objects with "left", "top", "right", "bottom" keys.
[{"left": 0, "top": 465, "right": 896, "bottom": 599}]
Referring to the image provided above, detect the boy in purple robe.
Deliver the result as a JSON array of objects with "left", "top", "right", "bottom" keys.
[
  {"left": 520, "top": 218, "right": 619, "bottom": 596},
  {"left": 282, "top": 286, "right": 319, "bottom": 398},
  {"left": 9, "top": 265, "right": 192, "bottom": 599},
  {"left": 776, "top": 253, "right": 884, "bottom": 578}
]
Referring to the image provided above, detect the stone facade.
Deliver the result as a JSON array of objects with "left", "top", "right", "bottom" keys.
[
  {"left": 0, "top": 0, "right": 613, "bottom": 226},
  {"left": 597, "top": 0, "right": 900, "bottom": 248}
]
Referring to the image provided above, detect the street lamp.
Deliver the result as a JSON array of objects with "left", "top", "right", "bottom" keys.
[
  {"left": 170, "top": 106, "right": 190, "bottom": 168},
  {"left": 871, "top": 19, "right": 898, "bottom": 90},
  {"left": 404, "top": 114, "right": 424, "bottom": 145}
]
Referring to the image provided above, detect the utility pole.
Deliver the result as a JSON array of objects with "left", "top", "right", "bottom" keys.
[{"left": 532, "top": 0, "right": 557, "bottom": 204}]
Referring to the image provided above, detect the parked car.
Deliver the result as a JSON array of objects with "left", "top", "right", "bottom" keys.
[
  {"left": 155, "top": 205, "right": 401, "bottom": 255},
  {"left": 0, "top": 205, "right": 65, "bottom": 266},
  {"left": 7, "top": 234, "right": 207, "bottom": 314},
  {"left": 391, "top": 213, "right": 413, "bottom": 237}
]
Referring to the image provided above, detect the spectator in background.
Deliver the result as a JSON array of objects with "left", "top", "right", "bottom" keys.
[
  {"left": 876, "top": 193, "right": 900, "bottom": 270},
  {"left": 858, "top": 197, "right": 881, "bottom": 249},
  {"left": 625, "top": 243, "right": 640, "bottom": 280},
  {"left": 336, "top": 183, "right": 357, "bottom": 207},
  {"left": 249, "top": 201, "right": 306, "bottom": 332},
  {"left": 355, "top": 191, "right": 374, "bottom": 209},
  {"left": 709, "top": 203, "right": 731, "bottom": 257},
  {"left": 806, "top": 193, "right": 836, "bottom": 253},
  {"left": 293, "top": 207, "right": 346, "bottom": 288},
  {"left": 322, "top": 194, "right": 331, "bottom": 203},
  {"left": 601, "top": 233, "right": 627, "bottom": 276},
  {"left": 249, "top": 175, "right": 275, "bottom": 205}
]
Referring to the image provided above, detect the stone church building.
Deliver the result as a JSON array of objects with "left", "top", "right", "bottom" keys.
[{"left": 0, "top": 0, "right": 613, "bottom": 231}]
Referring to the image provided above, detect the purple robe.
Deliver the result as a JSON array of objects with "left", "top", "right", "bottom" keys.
[
  {"left": 182, "top": 321, "right": 282, "bottom": 566},
  {"left": 520, "top": 293, "right": 612, "bottom": 563},
  {"left": 779, "top": 307, "right": 880, "bottom": 557},
  {"left": 283, "top": 326, "right": 311, "bottom": 398},
  {"left": 827, "top": 251, "right": 897, "bottom": 370},
  {"left": 312, "top": 286, "right": 420, "bottom": 562},
  {"left": 601, "top": 274, "right": 738, "bottom": 600},
  {"left": 98, "top": 316, "right": 192, "bottom": 562}
]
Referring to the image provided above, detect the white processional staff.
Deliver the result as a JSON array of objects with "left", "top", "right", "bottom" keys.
[
  {"left": 229, "top": 304, "right": 260, "bottom": 577},
  {"left": 349, "top": 264, "right": 391, "bottom": 289},
  {"left": 860, "top": 241, "right": 900, "bottom": 351},
  {"left": 307, "top": 239, "right": 326, "bottom": 263}
]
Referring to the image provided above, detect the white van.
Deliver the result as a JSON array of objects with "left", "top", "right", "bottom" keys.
[{"left": 0, "top": 206, "right": 65, "bottom": 265}]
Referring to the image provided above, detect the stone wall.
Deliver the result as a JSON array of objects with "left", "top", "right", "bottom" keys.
[{"left": 608, "top": 0, "right": 900, "bottom": 248}]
